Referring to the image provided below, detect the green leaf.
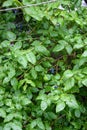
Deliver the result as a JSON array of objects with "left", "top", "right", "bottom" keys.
[
  {"left": 37, "top": 118, "right": 45, "bottom": 130},
  {"left": 3, "top": 123, "right": 11, "bottom": 130},
  {"left": 30, "top": 68, "right": 37, "bottom": 79},
  {"left": 58, "top": 40, "right": 68, "bottom": 45},
  {"left": 6, "top": 31, "right": 16, "bottom": 41},
  {"left": 26, "top": 51, "right": 36, "bottom": 65},
  {"left": 0, "top": 108, "right": 6, "bottom": 118},
  {"left": 4, "top": 122, "right": 22, "bottom": 130},
  {"left": 78, "top": 58, "right": 87, "bottom": 67},
  {"left": 82, "top": 67, "right": 87, "bottom": 75},
  {"left": 1, "top": 40, "right": 10, "bottom": 48},
  {"left": 74, "top": 43, "right": 84, "bottom": 49},
  {"left": 0, "top": 87, "right": 5, "bottom": 94},
  {"left": 63, "top": 70, "right": 73, "bottom": 79},
  {"left": 37, "top": 93, "right": 46, "bottom": 100},
  {"left": 75, "top": 109, "right": 81, "bottom": 118},
  {"left": 4, "top": 114, "right": 14, "bottom": 122},
  {"left": 25, "top": 79, "right": 36, "bottom": 87},
  {"left": 42, "top": 61, "right": 51, "bottom": 68},
  {"left": 56, "top": 100, "right": 65, "bottom": 113},
  {"left": 82, "top": 50, "right": 87, "bottom": 57},
  {"left": 43, "top": 74, "right": 52, "bottom": 82},
  {"left": 5, "top": 99, "right": 12, "bottom": 106},
  {"left": 21, "top": 98, "right": 31, "bottom": 106},
  {"left": 11, "top": 123, "right": 22, "bottom": 130},
  {"left": 35, "top": 65, "right": 44, "bottom": 72},
  {"left": 18, "top": 79, "right": 25, "bottom": 89},
  {"left": 18, "top": 56, "right": 27, "bottom": 68},
  {"left": 47, "top": 112, "right": 57, "bottom": 119},
  {"left": 82, "top": 78, "right": 87, "bottom": 86},
  {"left": 61, "top": 94, "right": 78, "bottom": 108},
  {"left": 65, "top": 44, "right": 73, "bottom": 55},
  {"left": 3, "top": 0, "right": 13, "bottom": 7},
  {"left": 8, "top": 67, "right": 15, "bottom": 79},
  {"left": 64, "top": 77, "right": 75, "bottom": 91},
  {"left": 62, "top": 94, "right": 79, "bottom": 109},
  {"left": 24, "top": 7, "right": 44, "bottom": 21},
  {"left": 15, "top": 104, "right": 22, "bottom": 110},
  {"left": 41, "top": 100, "right": 47, "bottom": 111},
  {"left": 30, "top": 120, "right": 37, "bottom": 128},
  {"left": 13, "top": 41, "right": 22, "bottom": 50},
  {"left": 3, "top": 77, "right": 10, "bottom": 84},
  {"left": 53, "top": 44, "right": 64, "bottom": 52},
  {"left": 45, "top": 122, "right": 51, "bottom": 130},
  {"left": 11, "top": 77, "right": 18, "bottom": 89},
  {"left": 35, "top": 45, "right": 49, "bottom": 56},
  {"left": 14, "top": 112, "right": 22, "bottom": 120}
]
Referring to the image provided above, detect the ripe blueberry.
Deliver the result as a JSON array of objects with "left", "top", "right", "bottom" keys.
[
  {"left": 54, "top": 85, "right": 58, "bottom": 89},
  {"left": 49, "top": 68, "right": 55, "bottom": 74}
]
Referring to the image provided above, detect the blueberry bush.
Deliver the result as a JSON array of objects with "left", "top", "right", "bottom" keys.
[{"left": 0, "top": 0, "right": 87, "bottom": 130}]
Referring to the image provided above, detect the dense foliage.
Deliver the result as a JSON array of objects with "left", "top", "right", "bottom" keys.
[{"left": 0, "top": 0, "right": 87, "bottom": 129}]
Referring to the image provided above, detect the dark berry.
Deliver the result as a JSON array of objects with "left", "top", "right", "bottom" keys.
[
  {"left": 13, "top": 9, "right": 18, "bottom": 15},
  {"left": 84, "top": 0, "right": 87, "bottom": 4},
  {"left": 54, "top": 85, "right": 58, "bottom": 89},
  {"left": 16, "top": 23, "right": 23, "bottom": 31},
  {"left": 49, "top": 68, "right": 55, "bottom": 74}
]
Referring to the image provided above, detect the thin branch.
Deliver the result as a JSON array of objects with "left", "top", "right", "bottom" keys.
[{"left": 0, "top": 0, "right": 57, "bottom": 12}]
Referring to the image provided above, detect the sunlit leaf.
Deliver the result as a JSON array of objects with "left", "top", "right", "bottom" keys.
[
  {"left": 53, "top": 44, "right": 64, "bottom": 52},
  {"left": 26, "top": 51, "right": 36, "bottom": 65},
  {"left": 35, "top": 45, "right": 49, "bottom": 56},
  {"left": 41, "top": 100, "right": 47, "bottom": 111},
  {"left": 64, "top": 77, "right": 75, "bottom": 91},
  {"left": 37, "top": 118, "right": 45, "bottom": 130},
  {"left": 56, "top": 101, "right": 65, "bottom": 113},
  {"left": 18, "top": 56, "right": 27, "bottom": 68},
  {"left": 0, "top": 108, "right": 6, "bottom": 118}
]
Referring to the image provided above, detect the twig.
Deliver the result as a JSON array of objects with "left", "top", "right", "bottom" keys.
[{"left": 0, "top": 0, "right": 57, "bottom": 12}]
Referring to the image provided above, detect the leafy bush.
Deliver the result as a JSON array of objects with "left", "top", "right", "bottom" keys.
[{"left": 0, "top": 0, "right": 87, "bottom": 130}]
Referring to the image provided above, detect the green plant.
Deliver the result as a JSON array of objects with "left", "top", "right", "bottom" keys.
[{"left": 0, "top": 0, "right": 87, "bottom": 130}]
